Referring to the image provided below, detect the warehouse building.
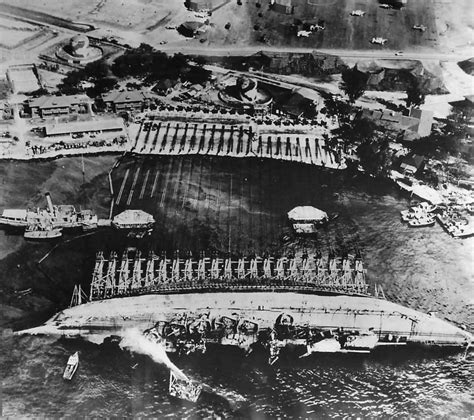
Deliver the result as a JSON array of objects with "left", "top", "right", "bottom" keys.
[{"left": 44, "top": 118, "right": 124, "bottom": 137}]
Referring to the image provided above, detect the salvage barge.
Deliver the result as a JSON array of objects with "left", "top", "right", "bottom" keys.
[{"left": 19, "top": 252, "right": 472, "bottom": 356}]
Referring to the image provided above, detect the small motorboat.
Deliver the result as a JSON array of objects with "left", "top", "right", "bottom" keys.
[
  {"left": 417, "top": 202, "right": 438, "bottom": 213},
  {"left": 408, "top": 216, "right": 435, "bottom": 227},
  {"left": 449, "top": 222, "right": 474, "bottom": 238},
  {"left": 401, "top": 202, "right": 437, "bottom": 222},
  {"left": 401, "top": 207, "right": 422, "bottom": 222},
  {"left": 168, "top": 370, "right": 202, "bottom": 403},
  {"left": 63, "top": 352, "right": 79, "bottom": 380}
]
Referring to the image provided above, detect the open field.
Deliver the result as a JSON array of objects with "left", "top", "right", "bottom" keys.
[{"left": 1, "top": 0, "right": 470, "bottom": 52}]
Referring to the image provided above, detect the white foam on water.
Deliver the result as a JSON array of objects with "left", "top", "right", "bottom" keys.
[{"left": 119, "top": 328, "right": 188, "bottom": 381}]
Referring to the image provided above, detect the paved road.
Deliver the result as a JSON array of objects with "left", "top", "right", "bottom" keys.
[{"left": 157, "top": 44, "right": 472, "bottom": 63}]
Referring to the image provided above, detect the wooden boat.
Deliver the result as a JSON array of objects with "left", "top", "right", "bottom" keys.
[
  {"left": 63, "top": 352, "right": 79, "bottom": 380},
  {"left": 24, "top": 224, "right": 62, "bottom": 240}
]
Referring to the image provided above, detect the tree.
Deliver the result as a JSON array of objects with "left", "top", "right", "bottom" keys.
[
  {"left": 331, "top": 117, "right": 378, "bottom": 152},
  {"left": 357, "top": 137, "right": 392, "bottom": 177},
  {"left": 405, "top": 78, "right": 425, "bottom": 108},
  {"left": 181, "top": 65, "right": 211, "bottom": 85},
  {"left": 86, "top": 77, "right": 117, "bottom": 98},
  {"left": 84, "top": 60, "right": 109, "bottom": 79},
  {"left": 323, "top": 95, "right": 353, "bottom": 123},
  {"left": 340, "top": 66, "right": 368, "bottom": 103}
]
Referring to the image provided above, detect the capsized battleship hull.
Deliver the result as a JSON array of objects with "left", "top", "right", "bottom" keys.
[{"left": 19, "top": 292, "right": 472, "bottom": 351}]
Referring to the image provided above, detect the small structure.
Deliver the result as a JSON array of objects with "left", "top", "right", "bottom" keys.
[
  {"left": 360, "top": 108, "right": 433, "bottom": 140},
  {"left": 112, "top": 210, "right": 155, "bottom": 229},
  {"left": 154, "top": 79, "right": 179, "bottom": 96},
  {"left": 44, "top": 118, "right": 124, "bottom": 137},
  {"left": 102, "top": 90, "right": 153, "bottom": 113},
  {"left": 271, "top": 0, "right": 294, "bottom": 14},
  {"left": 185, "top": 0, "right": 211, "bottom": 12},
  {"left": 28, "top": 94, "right": 93, "bottom": 118},
  {"left": 354, "top": 63, "right": 385, "bottom": 87},
  {"left": 177, "top": 21, "right": 206, "bottom": 38},
  {"left": 219, "top": 75, "right": 272, "bottom": 112},
  {"left": 56, "top": 35, "right": 103, "bottom": 65},
  {"left": 288, "top": 206, "right": 328, "bottom": 233},
  {"left": 6, "top": 64, "right": 41, "bottom": 94},
  {"left": 399, "top": 154, "right": 425, "bottom": 175}
]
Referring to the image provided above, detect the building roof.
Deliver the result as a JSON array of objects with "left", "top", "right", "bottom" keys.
[
  {"left": 181, "top": 21, "right": 205, "bottom": 31},
  {"left": 45, "top": 118, "right": 124, "bottom": 136},
  {"left": 361, "top": 108, "right": 433, "bottom": 138},
  {"left": 400, "top": 154, "right": 424, "bottom": 170},
  {"left": 1, "top": 209, "right": 27, "bottom": 219},
  {"left": 380, "top": 111, "right": 402, "bottom": 123},
  {"left": 29, "top": 94, "right": 91, "bottom": 109},
  {"left": 102, "top": 90, "right": 152, "bottom": 104},
  {"left": 288, "top": 206, "right": 327, "bottom": 222},
  {"left": 409, "top": 108, "right": 434, "bottom": 137},
  {"left": 400, "top": 115, "right": 419, "bottom": 131},
  {"left": 275, "top": 0, "right": 293, "bottom": 6},
  {"left": 465, "top": 95, "right": 474, "bottom": 105}
]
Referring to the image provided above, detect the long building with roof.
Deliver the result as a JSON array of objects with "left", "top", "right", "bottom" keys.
[
  {"left": 102, "top": 90, "right": 154, "bottom": 113},
  {"left": 44, "top": 118, "right": 124, "bottom": 137},
  {"left": 28, "top": 94, "right": 93, "bottom": 118}
]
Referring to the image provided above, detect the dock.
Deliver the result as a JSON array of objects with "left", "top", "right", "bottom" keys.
[{"left": 133, "top": 116, "right": 345, "bottom": 169}]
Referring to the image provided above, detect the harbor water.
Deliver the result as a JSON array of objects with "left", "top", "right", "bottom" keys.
[{"left": 0, "top": 155, "right": 472, "bottom": 417}]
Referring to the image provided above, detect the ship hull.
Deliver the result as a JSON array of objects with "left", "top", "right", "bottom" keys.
[{"left": 19, "top": 292, "right": 472, "bottom": 351}]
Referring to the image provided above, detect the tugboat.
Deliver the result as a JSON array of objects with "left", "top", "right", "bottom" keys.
[
  {"left": 168, "top": 370, "right": 202, "bottom": 403},
  {"left": 63, "top": 352, "right": 79, "bottom": 380}
]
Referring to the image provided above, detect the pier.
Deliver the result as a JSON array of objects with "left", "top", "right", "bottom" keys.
[
  {"left": 89, "top": 251, "right": 370, "bottom": 301},
  {"left": 133, "top": 116, "right": 345, "bottom": 169}
]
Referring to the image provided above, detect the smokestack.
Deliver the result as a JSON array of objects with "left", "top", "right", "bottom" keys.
[{"left": 45, "top": 192, "right": 54, "bottom": 214}]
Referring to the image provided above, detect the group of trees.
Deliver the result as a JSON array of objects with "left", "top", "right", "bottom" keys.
[
  {"left": 57, "top": 59, "right": 117, "bottom": 97},
  {"left": 340, "top": 66, "right": 427, "bottom": 109},
  {"left": 409, "top": 112, "right": 470, "bottom": 161},
  {"left": 111, "top": 43, "right": 211, "bottom": 85},
  {"left": 57, "top": 43, "right": 211, "bottom": 98},
  {"left": 340, "top": 67, "right": 368, "bottom": 103},
  {"left": 322, "top": 94, "right": 394, "bottom": 177}
]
